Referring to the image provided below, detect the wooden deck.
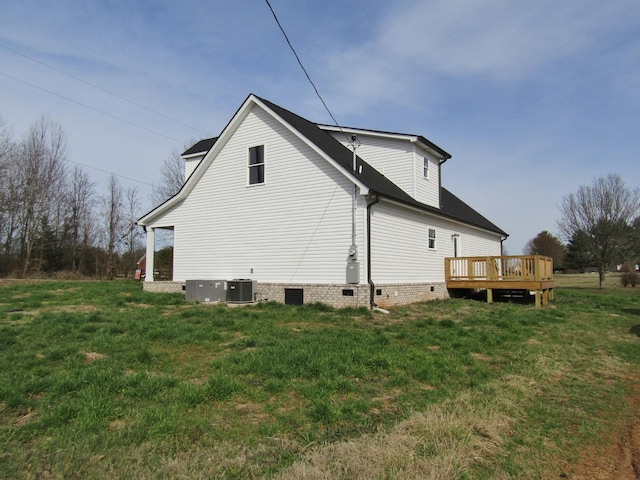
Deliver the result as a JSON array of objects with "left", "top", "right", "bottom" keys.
[{"left": 445, "top": 255, "right": 555, "bottom": 307}]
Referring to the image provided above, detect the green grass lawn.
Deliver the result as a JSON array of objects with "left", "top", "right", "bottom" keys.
[{"left": 0, "top": 278, "right": 639, "bottom": 479}]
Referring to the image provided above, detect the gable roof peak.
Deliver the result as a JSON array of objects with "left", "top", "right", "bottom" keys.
[{"left": 143, "top": 94, "right": 505, "bottom": 237}]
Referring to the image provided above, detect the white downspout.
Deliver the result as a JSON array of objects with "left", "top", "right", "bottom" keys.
[{"left": 350, "top": 135, "right": 360, "bottom": 260}]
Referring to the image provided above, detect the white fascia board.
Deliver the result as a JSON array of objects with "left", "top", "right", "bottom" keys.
[
  {"left": 319, "top": 125, "right": 449, "bottom": 161},
  {"left": 139, "top": 96, "right": 256, "bottom": 226},
  {"left": 413, "top": 141, "right": 450, "bottom": 163},
  {"left": 181, "top": 152, "right": 206, "bottom": 160},
  {"left": 139, "top": 96, "right": 369, "bottom": 227},
  {"left": 318, "top": 124, "right": 417, "bottom": 144}
]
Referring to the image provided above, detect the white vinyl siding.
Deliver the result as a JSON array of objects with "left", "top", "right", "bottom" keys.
[
  {"left": 154, "top": 104, "right": 365, "bottom": 284},
  {"left": 143, "top": 98, "right": 504, "bottom": 291},
  {"left": 184, "top": 156, "right": 203, "bottom": 179},
  {"left": 330, "top": 133, "right": 414, "bottom": 194},
  {"left": 414, "top": 149, "right": 439, "bottom": 208},
  {"left": 329, "top": 132, "right": 441, "bottom": 209},
  {"left": 370, "top": 200, "right": 502, "bottom": 283}
]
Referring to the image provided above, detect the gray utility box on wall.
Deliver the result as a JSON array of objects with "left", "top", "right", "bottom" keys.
[
  {"left": 227, "top": 279, "right": 257, "bottom": 303},
  {"left": 346, "top": 261, "right": 360, "bottom": 284},
  {"left": 185, "top": 280, "right": 227, "bottom": 302}
]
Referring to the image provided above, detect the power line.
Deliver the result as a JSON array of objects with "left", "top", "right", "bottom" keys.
[
  {"left": 0, "top": 69, "right": 167, "bottom": 188},
  {"left": 0, "top": 43, "right": 210, "bottom": 136},
  {"left": 66, "top": 159, "right": 154, "bottom": 187},
  {"left": 0, "top": 70, "right": 184, "bottom": 144},
  {"left": 263, "top": 0, "right": 353, "bottom": 146},
  {"left": 0, "top": 46, "right": 191, "bottom": 193}
]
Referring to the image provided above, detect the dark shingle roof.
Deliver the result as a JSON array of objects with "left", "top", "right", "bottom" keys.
[
  {"left": 178, "top": 95, "right": 506, "bottom": 237},
  {"left": 439, "top": 188, "right": 507, "bottom": 236},
  {"left": 254, "top": 95, "right": 507, "bottom": 237},
  {"left": 182, "top": 137, "right": 218, "bottom": 156}
]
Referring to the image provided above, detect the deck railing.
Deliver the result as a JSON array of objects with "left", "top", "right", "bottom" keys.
[
  {"left": 445, "top": 255, "right": 554, "bottom": 283},
  {"left": 445, "top": 255, "right": 554, "bottom": 307}
]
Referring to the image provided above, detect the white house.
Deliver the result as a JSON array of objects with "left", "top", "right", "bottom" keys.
[{"left": 137, "top": 94, "right": 508, "bottom": 308}]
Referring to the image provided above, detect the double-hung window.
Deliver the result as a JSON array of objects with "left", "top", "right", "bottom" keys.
[
  {"left": 423, "top": 157, "right": 430, "bottom": 179},
  {"left": 428, "top": 228, "right": 436, "bottom": 250},
  {"left": 249, "top": 145, "right": 265, "bottom": 185}
]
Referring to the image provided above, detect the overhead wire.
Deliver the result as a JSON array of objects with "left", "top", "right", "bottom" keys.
[
  {"left": 3, "top": 6, "right": 351, "bottom": 191},
  {"left": 0, "top": 43, "right": 203, "bottom": 190},
  {"left": 0, "top": 43, "right": 210, "bottom": 136},
  {"left": 0, "top": 70, "right": 184, "bottom": 144},
  {"left": 66, "top": 159, "right": 154, "bottom": 187},
  {"left": 263, "top": 0, "right": 354, "bottom": 147}
]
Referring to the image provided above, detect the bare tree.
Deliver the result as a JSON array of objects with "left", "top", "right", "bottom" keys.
[
  {"left": 122, "top": 186, "right": 143, "bottom": 277},
  {"left": 15, "top": 116, "right": 68, "bottom": 275},
  {"left": 0, "top": 118, "right": 17, "bottom": 273},
  {"left": 64, "top": 166, "right": 96, "bottom": 273},
  {"left": 150, "top": 147, "right": 186, "bottom": 206},
  {"left": 102, "top": 175, "right": 125, "bottom": 279},
  {"left": 558, "top": 174, "right": 640, "bottom": 288}
]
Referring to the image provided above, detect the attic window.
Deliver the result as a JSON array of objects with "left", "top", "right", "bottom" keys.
[
  {"left": 423, "top": 157, "right": 430, "bottom": 179},
  {"left": 249, "top": 145, "right": 265, "bottom": 185}
]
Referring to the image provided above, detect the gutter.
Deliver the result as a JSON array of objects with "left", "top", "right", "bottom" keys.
[
  {"left": 367, "top": 194, "right": 381, "bottom": 308},
  {"left": 438, "top": 155, "right": 449, "bottom": 208},
  {"left": 500, "top": 235, "right": 509, "bottom": 256}
]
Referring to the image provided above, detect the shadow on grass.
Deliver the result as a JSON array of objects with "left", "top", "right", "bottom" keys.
[{"left": 448, "top": 288, "right": 537, "bottom": 306}]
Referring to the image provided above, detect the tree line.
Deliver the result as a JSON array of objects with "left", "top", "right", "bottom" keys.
[
  {"left": 525, "top": 174, "right": 640, "bottom": 288},
  {"left": 0, "top": 115, "right": 163, "bottom": 278},
  {"left": 3, "top": 115, "right": 638, "bottom": 287}
]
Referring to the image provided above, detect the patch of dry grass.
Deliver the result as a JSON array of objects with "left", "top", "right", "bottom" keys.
[
  {"left": 84, "top": 352, "right": 106, "bottom": 362},
  {"left": 274, "top": 390, "right": 516, "bottom": 480},
  {"left": 554, "top": 272, "right": 625, "bottom": 289},
  {"left": 2, "top": 280, "right": 640, "bottom": 479}
]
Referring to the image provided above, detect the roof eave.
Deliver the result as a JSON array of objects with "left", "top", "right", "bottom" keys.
[
  {"left": 318, "top": 125, "right": 451, "bottom": 160},
  {"left": 371, "top": 191, "right": 508, "bottom": 238}
]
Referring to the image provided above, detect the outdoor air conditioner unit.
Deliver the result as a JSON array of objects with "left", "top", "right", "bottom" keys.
[
  {"left": 227, "top": 279, "right": 257, "bottom": 303},
  {"left": 185, "top": 280, "right": 227, "bottom": 302}
]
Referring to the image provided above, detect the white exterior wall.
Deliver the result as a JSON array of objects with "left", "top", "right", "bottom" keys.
[
  {"left": 330, "top": 133, "right": 413, "bottom": 194},
  {"left": 148, "top": 105, "right": 366, "bottom": 284},
  {"left": 414, "top": 148, "right": 440, "bottom": 208},
  {"left": 370, "top": 200, "right": 502, "bottom": 284},
  {"left": 184, "top": 155, "right": 203, "bottom": 179},
  {"left": 329, "top": 132, "right": 440, "bottom": 209}
]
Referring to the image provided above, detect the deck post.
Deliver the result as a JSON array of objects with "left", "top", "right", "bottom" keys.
[
  {"left": 487, "top": 288, "right": 493, "bottom": 304},
  {"left": 535, "top": 290, "right": 541, "bottom": 308}
]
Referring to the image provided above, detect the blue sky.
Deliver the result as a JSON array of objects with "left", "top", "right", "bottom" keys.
[{"left": 1, "top": 0, "right": 639, "bottom": 254}]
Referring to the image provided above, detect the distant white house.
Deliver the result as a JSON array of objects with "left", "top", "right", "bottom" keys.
[{"left": 137, "top": 94, "right": 507, "bottom": 308}]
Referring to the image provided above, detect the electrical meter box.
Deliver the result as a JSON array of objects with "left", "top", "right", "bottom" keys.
[
  {"left": 185, "top": 280, "right": 227, "bottom": 302},
  {"left": 346, "top": 261, "right": 360, "bottom": 284}
]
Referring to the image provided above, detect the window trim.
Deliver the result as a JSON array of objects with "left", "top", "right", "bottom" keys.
[
  {"left": 428, "top": 227, "right": 437, "bottom": 250},
  {"left": 423, "top": 156, "right": 430, "bottom": 180},
  {"left": 248, "top": 144, "right": 265, "bottom": 186}
]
